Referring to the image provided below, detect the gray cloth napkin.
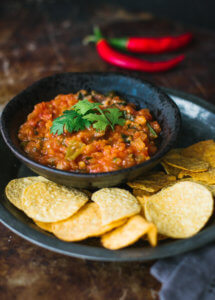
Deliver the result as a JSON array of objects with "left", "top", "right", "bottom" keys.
[{"left": 151, "top": 242, "right": 215, "bottom": 300}]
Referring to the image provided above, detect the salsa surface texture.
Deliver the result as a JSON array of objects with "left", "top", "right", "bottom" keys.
[{"left": 18, "top": 91, "right": 161, "bottom": 173}]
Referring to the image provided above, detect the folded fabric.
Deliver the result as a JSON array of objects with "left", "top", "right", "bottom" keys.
[{"left": 151, "top": 242, "right": 215, "bottom": 300}]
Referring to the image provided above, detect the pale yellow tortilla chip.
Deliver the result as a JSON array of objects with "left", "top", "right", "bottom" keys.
[
  {"left": 5, "top": 176, "right": 48, "bottom": 210},
  {"left": 144, "top": 181, "right": 213, "bottom": 238},
  {"left": 92, "top": 188, "right": 140, "bottom": 226},
  {"left": 163, "top": 152, "right": 209, "bottom": 172},
  {"left": 101, "top": 215, "right": 157, "bottom": 250},
  {"left": 182, "top": 140, "right": 215, "bottom": 167},
  {"left": 22, "top": 181, "right": 88, "bottom": 222},
  {"left": 178, "top": 168, "right": 215, "bottom": 185},
  {"left": 34, "top": 220, "right": 53, "bottom": 232},
  {"left": 132, "top": 189, "right": 153, "bottom": 216},
  {"left": 51, "top": 203, "right": 126, "bottom": 241},
  {"left": 179, "top": 178, "right": 215, "bottom": 196},
  {"left": 136, "top": 194, "right": 152, "bottom": 208},
  {"left": 132, "top": 189, "right": 153, "bottom": 198},
  {"left": 161, "top": 162, "right": 181, "bottom": 177},
  {"left": 128, "top": 172, "right": 176, "bottom": 192},
  {"left": 143, "top": 233, "right": 168, "bottom": 241}
]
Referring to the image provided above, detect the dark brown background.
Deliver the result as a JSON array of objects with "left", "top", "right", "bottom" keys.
[{"left": 0, "top": 1, "right": 215, "bottom": 299}]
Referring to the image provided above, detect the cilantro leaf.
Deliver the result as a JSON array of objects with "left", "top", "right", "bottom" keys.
[
  {"left": 50, "top": 110, "right": 90, "bottom": 135},
  {"left": 83, "top": 113, "right": 109, "bottom": 131},
  {"left": 105, "top": 108, "right": 126, "bottom": 127},
  {"left": 65, "top": 115, "right": 91, "bottom": 132},
  {"left": 73, "top": 99, "right": 101, "bottom": 115},
  {"left": 50, "top": 118, "right": 65, "bottom": 135}
]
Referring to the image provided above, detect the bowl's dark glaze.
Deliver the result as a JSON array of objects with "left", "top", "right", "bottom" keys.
[{"left": 0, "top": 72, "right": 181, "bottom": 189}]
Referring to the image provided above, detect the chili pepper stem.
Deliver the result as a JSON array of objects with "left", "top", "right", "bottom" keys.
[
  {"left": 83, "top": 26, "right": 103, "bottom": 45},
  {"left": 83, "top": 35, "right": 97, "bottom": 45},
  {"left": 93, "top": 26, "right": 103, "bottom": 39}
]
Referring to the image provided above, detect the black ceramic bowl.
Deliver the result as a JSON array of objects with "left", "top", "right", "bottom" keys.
[{"left": 0, "top": 72, "right": 181, "bottom": 189}]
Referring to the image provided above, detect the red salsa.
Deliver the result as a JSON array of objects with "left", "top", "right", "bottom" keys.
[{"left": 18, "top": 90, "right": 161, "bottom": 173}]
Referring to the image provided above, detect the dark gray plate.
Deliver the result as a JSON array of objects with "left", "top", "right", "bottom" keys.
[{"left": 0, "top": 88, "right": 215, "bottom": 262}]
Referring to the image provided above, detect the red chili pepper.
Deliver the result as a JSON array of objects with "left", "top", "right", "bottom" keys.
[
  {"left": 96, "top": 39, "right": 185, "bottom": 72},
  {"left": 84, "top": 27, "right": 192, "bottom": 54},
  {"left": 108, "top": 33, "right": 192, "bottom": 53}
]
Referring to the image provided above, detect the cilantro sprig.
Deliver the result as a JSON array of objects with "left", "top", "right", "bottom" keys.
[{"left": 50, "top": 99, "right": 125, "bottom": 135}]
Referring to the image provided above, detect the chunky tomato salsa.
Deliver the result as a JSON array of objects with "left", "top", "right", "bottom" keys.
[{"left": 18, "top": 90, "right": 161, "bottom": 173}]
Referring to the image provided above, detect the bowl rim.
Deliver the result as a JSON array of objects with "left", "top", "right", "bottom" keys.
[{"left": 0, "top": 71, "right": 181, "bottom": 178}]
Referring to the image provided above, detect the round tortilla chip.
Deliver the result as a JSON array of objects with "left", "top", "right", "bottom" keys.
[
  {"left": 5, "top": 176, "right": 48, "bottom": 210},
  {"left": 178, "top": 168, "right": 215, "bottom": 184},
  {"left": 22, "top": 181, "right": 88, "bottom": 222},
  {"left": 133, "top": 189, "right": 153, "bottom": 198},
  {"left": 143, "top": 233, "right": 168, "bottom": 242},
  {"left": 128, "top": 172, "right": 176, "bottom": 192},
  {"left": 52, "top": 203, "right": 126, "bottom": 241},
  {"left": 182, "top": 140, "right": 215, "bottom": 168},
  {"left": 132, "top": 189, "right": 153, "bottom": 217},
  {"left": 161, "top": 162, "right": 181, "bottom": 177},
  {"left": 34, "top": 220, "right": 53, "bottom": 232},
  {"left": 101, "top": 215, "right": 157, "bottom": 250},
  {"left": 179, "top": 178, "right": 215, "bottom": 196},
  {"left": 163, "top": 153, "right": 209, "bottom": 172},
  {"left": 92, "top": 188, "right": 140, "bottom": 226},
  {"left": 144, "top": 181, "right": 213, "bottom": 238}
]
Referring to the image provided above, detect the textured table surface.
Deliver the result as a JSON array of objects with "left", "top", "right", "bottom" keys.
[{"left": 0, "top": 1, "right": 215, "bottom": 299}]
